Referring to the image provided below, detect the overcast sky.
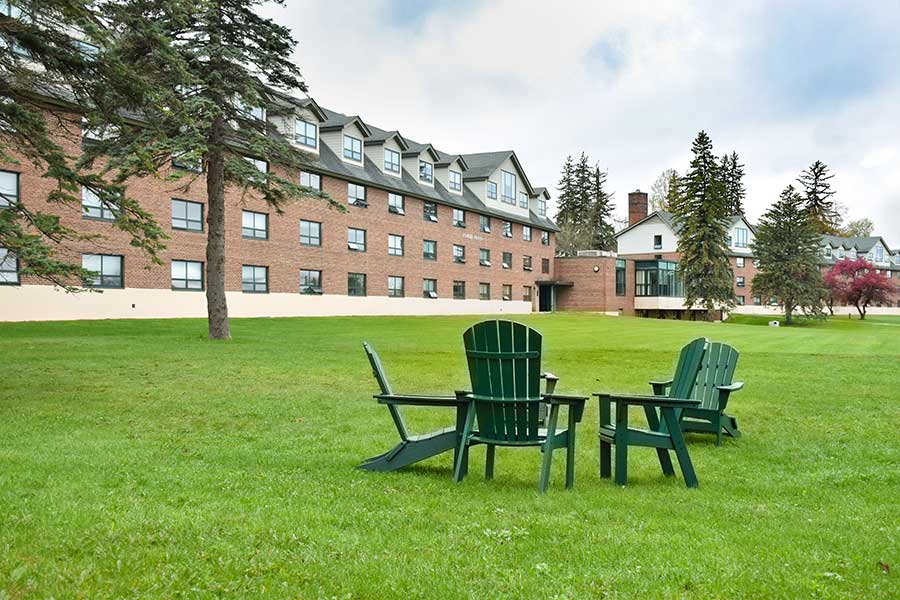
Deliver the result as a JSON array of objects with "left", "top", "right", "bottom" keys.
[{"left": 264, "top": 0, "right": 900, "bottom": 244}]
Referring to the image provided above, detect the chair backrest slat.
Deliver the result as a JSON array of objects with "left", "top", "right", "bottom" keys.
[
  {"left": 669, "top": 338, "right": 708, "bottom": 400},
  {"left": 464, "top": 320, "right": 543, "bottom": 444},
  {"left": 694, "top": 342, "right": 739, "bottom": 410},
  {"left": 362, "top": 342, "right": 408, "bottom": 442}
]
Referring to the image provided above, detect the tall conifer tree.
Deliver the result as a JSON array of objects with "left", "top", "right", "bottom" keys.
[
  {"left": 554, "top": 155, "right": 576, "bottom": 226},
  {"left": 671, "top": 131, "right": 734, "bottom": 318},
  {"left": 798, "top": 160, "right": 838, "bottom": 234},
  {"left": 751, "top": 185, "right": 825, "bottom": 324},
  {"left": 720, "top": 151, "right": 746, "bottom": 215},
  {"left": 588, "top": 165, "right": 615, "bottom": 250}
]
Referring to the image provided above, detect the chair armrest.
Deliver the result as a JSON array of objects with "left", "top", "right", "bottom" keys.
[
  {"left": 541, "top": 372, "right": 559, "bottom": 382},
  {"left": 649, "top": 379, "right": 673, "bottom": 396},
  {"left": 374, "top": 394, "right": 467, "bottom": 407},
  {"left": 594, "top": 393, "right": 700, "bottom": 408},
  {"left": 714, "top": 381, "right": 743, "bottom": 410},
  {"left": 542, "top": 393, "right": 587, "bottom": 423},
  {"left": 541, "top": 372, "right": 559, "bottom": 394}
]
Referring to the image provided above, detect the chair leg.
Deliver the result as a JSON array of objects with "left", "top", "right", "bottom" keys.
[
  {"left": 644, "top": 405, "right": 674, "bottom": 476},
  {"left": 614, "top": 400, "right": 628, "bottom": 486},
  {"left": 715, "top": 414, "right": 723, "bottom": 447},
  {"left": 565, "top": 410, "right": 576, "bottom": 489},
  {"left": 453, "top": 405, "right": 476, "bottom": 483},
  {"left": 662, "top": 407, "right": 698, "bottom": 488},
  {"left": 539, "top": 405, "right": 560, "bottom": 493},
  {"left": 600, "top": 439, "right": 611, "bottom": 479},
  {"left": 485, "top": 445, "right": 495, "bottom": 480}
]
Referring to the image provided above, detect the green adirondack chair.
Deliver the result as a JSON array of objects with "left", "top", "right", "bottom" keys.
[
  {"left": 654, "top": 340, "right": 743, "bottom": 446},
  {"left": 359, "top": 342, "right": 470, "bottom": 472},
  {"left": 596, "top": 338, "right": 707, "bottom": 488},
  {"left": 453, "top": 320, "right": 588, "bottom": 492}
]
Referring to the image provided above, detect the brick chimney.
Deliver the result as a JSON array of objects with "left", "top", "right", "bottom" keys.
[{"left": 628, "top": 190, "right": 649, "bottom": 226}]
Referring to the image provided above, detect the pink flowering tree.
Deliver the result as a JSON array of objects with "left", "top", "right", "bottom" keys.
[{"left": 823, "top": 258, "right": 894, "bottom": 319}]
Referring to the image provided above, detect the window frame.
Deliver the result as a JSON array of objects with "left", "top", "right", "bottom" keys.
[
  {"left": 502, "top": 221, "right": 512, "bottom": 238},
  {"left": 384, "top": 148, "right": 401, "bottom": 174},
  {"left": 523, "top": 255, "right": 533, "bottom": 272},
  {"left": 347, "top": 272, "right": 367, "bottom": 297},
  {"left": 480, "top": 215, "right": 491, "bottom": 233},
  {"left": 453, "top": 244, "right": 466, "bottom": 264},
  {"left": 347, "top": 183, "right": 367, "bottom": 208},
  {"left": 452, "top": 208, "right": 466, "bottom": 228},
  {"left": 0, "top": 170, "right": 19, "bottom": 208},
  {"left": 502, "top": 284, "right": 512, "bottom": 301},
  {"left": 736, "top": 275, "right": 746, "bottom": 288},
  {"left": 449, "top": 170, "right": 462, "bottom": 192},
  {"left": 479, "top": 248, "right": 491, "bottom": 267},
  {"left": 541, "top": 258, "right": 550, "bottom": 274},
  {"left": 388, "top": 233, "right": 405, "bottom": 257},
  {"left": 300, "top": 219, "right": 322, "bottom": 247},
  {"left": 541, "top": 231, "right": 550, "bottom": 246},
  {"left": 423, "top": 202, "right": 438, "bottom": 222},
  {"left": 523, "top": 285, "right": 533, "bottom": 302},
  {"left": 500, "top": 170, "right": 516, "bottom": 204},
  {"left": 241, "top": 210, "right": 268, "bottom": 240},
  {"left": 453, "top": 280, "right": 466, "bottom": 300},
  {"left": 522, "top": 226, "right": 532, "bottom": 242},
  {"left": 171, "top": 199, "right": 204, "bottom": 232},
  {"left": 518, "top": 192, "right": 528, "bottom": 209},
  {"left": 423, "top": 278, "right": 437, "bottom": 299},
  {"left": 479, "top": 282, "right": 491, "bottom": 300},
  {"left": 347, "top": 227, "right": 367, "bottom": 252},
  {"left": 736, "top": 257, "right": 745, "bottom": 268},
  {"left": 423, "top": 239, "right": 437, "bottom": 261},
  {"left": 0, "top": 248, "right": 19, "bottom": 285},
  {"left": 294, "top": 119, "right": 318, "bottom": 149},
  {"left": 419, "top": 160, "right": 434, "bottom": 183},
  {"left": 388, "top": 275, "right": 405, "bottom": 298},
  {"left": 653, "top": 234, "right": 663, "bottom": 250},
  {"left": 615, "top": 259, "right": 626, "bottom": 296},
  {"left": 82, "top": 254, "right": 124, "bottom": 289},
  {"left": 735, "top": 227, "right": 749, "bottom": 248},
  {"left": 171, "top": 259, "right": 204, "bottom": 291},
  {"left": 502, "top": 252, "right": 512, "bottom": 270},
  {"left": 487, "top": 181, "right": 498, "bottom": 200},
  {"left": 241, "top": 264, "right": 268, "bottom": 293},
  {"left": 300, "top": 170, "right": 322, "bottom": 191},
  {"left": 81, "top": 186, "right": 115, "bottom": 221},
  {"left": 300, "top": 269, "right": 323, "bottom": 295},
  {"left": 343, "top": 135, "right": 363, "bottom": 161},
  {"left": 388, "top": 193, "right": 405, "bottom": 215}
]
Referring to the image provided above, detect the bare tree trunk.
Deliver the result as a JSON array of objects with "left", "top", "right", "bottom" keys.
[
  {"left": 785, "top": 302, "right": 794, "bottom": 325},
  {"left": 205, "top": 115, "right": 230, "bottom": 340},
  {"left": 856, "top": 302, "right": 866, "bottom": 320}
]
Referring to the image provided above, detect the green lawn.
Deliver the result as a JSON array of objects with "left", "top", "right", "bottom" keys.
[{"left": 1, "top": 313, "right": 897, "bottom": 598}]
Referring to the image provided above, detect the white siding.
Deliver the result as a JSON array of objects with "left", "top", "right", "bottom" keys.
[
  {"left": 617, "top": 216, "right": 677, "bottom": 255},
  {"left": 727, "top": 218, "right": 755, "bottom": 255},
  {"left": 480, "top": 156, "right": 530, "bottom": 218}
]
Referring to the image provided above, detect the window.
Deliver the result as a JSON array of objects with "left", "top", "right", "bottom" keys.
[
  {"left": 501, "top": 171, "right": 516, "bottom": 203},
  {"left": 347, "top": 228, "right": 366, "bottom": 252},
  {"left": 241, "top": 210, "right": 268, "bottom": 239},
  {"left": 300, "top": 220, "right": 321, "bottom": 247},
  {"left": 295, "top": 119, "right": 317, "bottom": 148},
  {"left": 519, "top": 192, "right": 528, "bottom": 209},
  {"left": 453, "top": 208, "right": 466, "bottom": 228},
  {"left": 502, "top": 221, "right": 512, "bottom": 238},
  {"left": 388, "top": 275, "right": 404, "bottom": 298},
  {"left": 453, "top": 280, "right": 466, "bottom": 299},
  {"left": 388, "top": 193, "right": 405, "bottom": 215},
  {"left": 736, "top": 276, "right": 746, "bottom": 288},
  {"left": 82, "top": 254, "right": 123, "bottom": 288},
  {"left": 479, "top": 248, "right": 491, "bottom": 267},
  {"left": 347, "top": 183, "right": 367, "bottom": 207},
  {"left": 0, "top": 170, "right": 19, "bottom": 207},
  {"left": 171, "top": 260, "right": 203, "bottom": 290},
  {"left": 736, "top": 257, "right": 745, "bottom": 268},
  {"left": 876, "top": 246, "right": 885, "bottom": 262},
  {"left": 300, "top": 171, "right": 321, "bottom": 190},
  {"left": 541, "top": 258, "right": 550, "bottom": 274},
  {"left": 300, "top": 269, "right": 323, "bottom": 294},
  {"left": 423, "top": 240, "right": 437, "bottom": 261},
  {"left": 653, "top": 235, "right": 663, "bottom": 250},
  {"left": 737, "top": 295, "right": 745, "bottom": 306},
  {"left": 172, "top": 154, "right": 202, "bottom": 173},
  {"left": 479, "top": 282, "right": 491, "bottom": 300},
  {"left": 487, "top": 181, "right": 498, "bottom": 200},
  {"left": 388, "top": 234, "right": 404, "bottom": 256},
  {"left": 343, "top": 135, "right": 362, "bottom": 161},
  {"left": 72, "top": 39, "right": 99, "bottom": 59},
  {"left": 171, "top": 199, "right": 203, "bottom": 232},
  {"left": 615, "top": 259, "right": 626, "bottom": 296},
  {"left": 753, "top": 296, "right": 762, "bottom": 306},
  {"left": 82, "top": 187, "right": 115, "bottom": 221},
  {"left": 423, "top": 202, "right": 438, "bottom": 222},
  {"left": 635, "top": 260, "right": 682, "bottom": 297},
  {"left": 824, "top": 246, "right": 832, "bottom": 258},
  {"left": 502, "top": 252, "right": 512, "bottom": 270},
  {"left": 502, "top": 284, "right": 512, "bottom": 301},
  {"left": 480, "top": 215, "right": 491, "bottom": 233},
  {"left": 423, "top": 278, "right": 437, "bottom": 299},
  {"left": 419, "top": 160, "right": 433, "bottom": 183},
  {"left": 348, "top": 272, "right": 366, "bottom": 296},
  {"left": 241, "top": 265, "right": 268, "bottom": 293},
  {"left": 735, "top": 227, "right": 748, "bottom": 248},
  {"left": 541, "top": 231, "right": 550, "bottom": 246},
  {"left": 449, "top": 170, "right": 462, "bottom": 192},
  {"left": 453, "top": 244, "right": 466, "bottom": 264},
  {"left": 523, "top": 226, "right": 532, "bottom": 242},
  {"left": 523, "top": 255, "right": 533, "bottom": 271},
  {"left": 538, "top": 199, "right": 547, "bottom": 217},
  {"left": 245, "top": 157, "right": 268, "bottom": 173},
  {"left": 0, "top": 248, "right": 18, "bottom": 284},
  {"left": 837, "top": 248, "right": 845, "bottom": 259},
  {"left": 384, "top": 148, "right": 401, "bottom": 174},
  {"left": 523, "top": 286, "right": 532, "bottom": 302}
]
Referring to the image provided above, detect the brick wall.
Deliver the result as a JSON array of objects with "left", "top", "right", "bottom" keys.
[{"left": 553, "top": 256, "right": 632, "bottom": 314}]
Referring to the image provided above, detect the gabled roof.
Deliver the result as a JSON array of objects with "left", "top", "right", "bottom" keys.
[
  {"left": 819, "top": 234, "right": 894, "bottom": 256},
  {"left": 402, "top": 141, "right": 441, "bottom": 162},
  {"left": 614, "top": 211, "right": 755, "bottom": 238},
  {"left": 434, "top": 151, "right": 469, "bottom": 171},
  {"left": 459, "top": 150, "right": 535, "bottom": 195},
  {"left": 363, "top": 126, "right": 409, "bottom": 151},
  {"left": 533, "top": 187, "right": 550, "bottom": 200},
  {"left": 319, "top": 108, "right": 372, "bottom": 137}
]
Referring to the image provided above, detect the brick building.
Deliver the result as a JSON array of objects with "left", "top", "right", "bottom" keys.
[{"left": 0, "top": 96, "right": 560, "bottom": 320}]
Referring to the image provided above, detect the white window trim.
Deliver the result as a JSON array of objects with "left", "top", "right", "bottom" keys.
[
  {"left": 418, "top": 159, "right": 434, "bottom": 187},
  {"left": 449, "top": 170, "right": 463, "bottom": 195},
  {"left": 293, "top": 118, "right": 319, "bottom": 153},
  {"left": 383, "top": 147, "right": 402, "bottom": 177},
  {"left": 342, "top": 133, "right": 363, "bottom": 164}
]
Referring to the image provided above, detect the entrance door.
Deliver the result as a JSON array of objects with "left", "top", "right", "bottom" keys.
[{"left": 538, "top": 285, "right": 553, "bottom": 312}]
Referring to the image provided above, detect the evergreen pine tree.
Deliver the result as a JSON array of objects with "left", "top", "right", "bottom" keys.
[
  {"left": 798, "top": 160, "right": 838, "bottom": 234},
  {"left": 572, "top": 152, "right": 592, "bottom": 227},
  {"left": 720, "top": 151, "right": 746, "bottom": 215},
  {"left": 554, "top": 155, "right": 576, "bottom": 226},
  {"left": 751, "top": 185, "right": 825, "bottom": 324},
  {"left": 89, "top": 0, "right": 331, "bottom": 339},
  {"left": 588, "top": 165, "right": 615, "bottom": 250},
  {"left": 672, "top": 131, "right": 734, "bottom": 318}
]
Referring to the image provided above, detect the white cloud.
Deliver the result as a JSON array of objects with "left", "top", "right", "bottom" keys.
[{"left": 265, "top": 0, "right": 900, "bottom": 245}]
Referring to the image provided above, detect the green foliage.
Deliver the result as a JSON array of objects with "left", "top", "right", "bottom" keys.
[
  {"left": 0, "top": 314, "right": 898, "bottom": 597},
  {"left": 798, "top": 160, "right": 840, "bottom": 234},
  {"left": 720, "top": 151, "right": 746, "bottom": 215},
  {"left": 0, "top": 0, "right": 167, "bottom": 287},
  {"left": 554, "top": 152, "right": 615, "bottom": 253},
  {"left": 671, "top": 131, "right": 734, "bottom": 316},
  {"left": 751, "top": 185, "right": 826, "bottom": 324},
  {"left": 839, "top": 217, "right": 874, "bottom": 238},
  {"left": 650, "top": 168, "right": 678, "bottom": 212}
]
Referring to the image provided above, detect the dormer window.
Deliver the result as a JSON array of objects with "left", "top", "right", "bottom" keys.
[
  {"left": 519, "top": 192, "right": 528, "bottom": 209},
  {"left": 449, "top": 170, "right": 462, "bottom": 192},
  {"left": 347, "top": 183, "right": 367, "bottom": 208},
  {"left": 384, "top": 148, "right": 401, "bottom": 174},
  {"left": 487, "top": 181, "right": 498, "bottom": 200},
  {"left": 295, "top": 119, "right": 317, "bottom": 148},
  {"left": 501, "top": 171, "right": 516, "bottom": 204},
  {"left": 453, "top": 209, "right": 466, "bottom": 228},
  {"left": 876, "top": 246, "right": 885, "bottom": 262},
  {"left": 824, "top": 246, "right": 832, "bottom": 258},
  {"left": 538, "top": 199, "right": 547, "bottom": 217},
  {"left": 419, "top": 161, "right": 433, "bottom": 183},
  {"left": 734, "top": 227, "right": 748, "bottom": 248},
  {"left": 343, "top": 135, "right": 362, "bottom": 161},
  {"left": 838, "top": 248, "right": 845, "bottom": 259}
]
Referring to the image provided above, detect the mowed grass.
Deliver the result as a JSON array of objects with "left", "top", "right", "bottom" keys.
[{"left": 0, "top": 313, "right": 898, "bottom": 599}]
